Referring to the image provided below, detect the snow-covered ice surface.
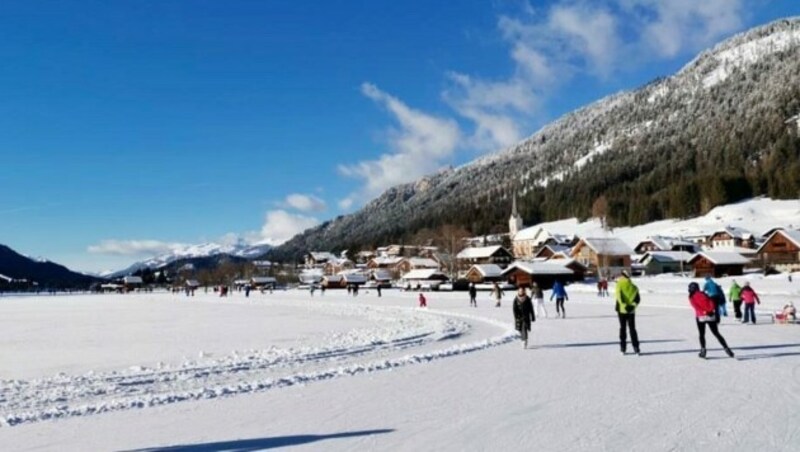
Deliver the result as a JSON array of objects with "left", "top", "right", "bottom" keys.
[{"left": 1, "top": 276, "right": 799, "bottom": 451}]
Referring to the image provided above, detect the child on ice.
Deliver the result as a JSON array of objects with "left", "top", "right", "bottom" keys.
[{"left": 418, "top": 293, "right": 427, "bottom": 308}]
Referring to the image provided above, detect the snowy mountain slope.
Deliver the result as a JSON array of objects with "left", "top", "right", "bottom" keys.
[
  {"left": 0, "top": 244, "right": 99, "bottom": 288},
  {"left": 269, "top": 17, "right": 800, "bottom": 260},
  {"left": 108, "top": 241, "right": 271, "bottom": 278},
  {"left": 527, "top": 197, "right": 800, "bottom": 248}
]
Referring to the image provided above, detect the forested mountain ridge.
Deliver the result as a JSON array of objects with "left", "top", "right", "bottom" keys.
[{"left": 268, "top": 17, "right": 800, "bottom": 262}]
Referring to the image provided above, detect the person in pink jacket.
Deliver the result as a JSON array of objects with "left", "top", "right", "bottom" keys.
[
  {"left": 741, "top": 281, "right": 761, "bottom": 324},
  {"left": 688, "top": 282, "right": 734, "bottom": 359}
]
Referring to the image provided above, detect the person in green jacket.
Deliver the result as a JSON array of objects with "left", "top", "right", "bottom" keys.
[
  {"left": 615, "top": 271, "right": 641, "bottom": 355},
  {"left": 729, "top": 280, "right": 743, "bottom": 320}
]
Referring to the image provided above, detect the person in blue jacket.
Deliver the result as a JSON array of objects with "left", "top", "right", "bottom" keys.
[
  {"left": 550, "top": 280, "right": 569, "bottom": 318},
  {"left": 703, "top": 276, "right": 727, "bottom": 320}
]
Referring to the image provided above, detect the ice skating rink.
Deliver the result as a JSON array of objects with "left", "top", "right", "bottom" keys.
[{"left": 1, "top": 275, "right": 798, "bottom": 451}]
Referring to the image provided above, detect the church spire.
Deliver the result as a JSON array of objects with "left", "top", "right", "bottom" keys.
[
  {"left": 509, "top": 192, "right": 523, "bottom": 237},
  {"left": 512, "top": 193, "right": 519, "bottom": 217}
]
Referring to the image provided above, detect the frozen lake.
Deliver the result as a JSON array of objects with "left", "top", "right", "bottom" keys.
[{"left": 1, "top": 275, "right": 798, "bottom": 451}]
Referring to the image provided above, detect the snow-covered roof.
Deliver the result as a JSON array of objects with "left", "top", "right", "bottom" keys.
[
  {"left": 404, "top": 257, "right": 440, "bottom": 268},
  {"left": 689, "top": 252, "right": 751, "bottom": 266},
  {"left": 576, "top": 238, "right": 633, "bottom": 256},
  {"left": 710, "top": 226, "right": 754, "bottom": 240},
  {"left": 710, "top": 246, "right": 758, "bottom": 255},
  {"left": 513, "top": 225, "right": 540, "bottom": 241},
  {"left": 309, "top": 252, "right": 337, "bottom": 262},
  {"left": 341, "top": 273, "right": 367, "bottom": 284},
  {"left": 639, "top": 251, "right": 693, "bottom": 264},
  {"left": 501, "top": 261, "right": 575, "bottom": 276},
  {"left": 402, "top": 269, "right": 448, "bottom": 280},
  {"left": 371, "top": 269, "right": 393, "bottom": 281},
  {"left": 370, "top": 256, "right": 404, "bottom": 266},
  {"left": 638, "top": 235, "right": 696, "bottom": 251},
  {"left": 299, "top": 269, "right": 324, "bottom": 283},
  {"left": 756, "top": 229, "right": 800, "bottom": 253},
  {"left": 0, "top": 273, "right": 12, "bottom": 283},
  {"left": 251, "top": 276, "right": 277, "bottom": 284},
  {"left": 323, "top": 274, "right": 344, "bottom": 283},
  {"left": 185, "top": 279, "right": 200, "bottom": 287},
  {"left": 457, "top": 246, "right": 508, "bottom": 259},
  {"left": 122, "top": 276, "right": 143, "bottom": 284},
  {"left": 534, "top": 244, "right": 572, "bottom": 258},
  {"left": 467, "top": 264, "right": 504, "bottom": 278}
]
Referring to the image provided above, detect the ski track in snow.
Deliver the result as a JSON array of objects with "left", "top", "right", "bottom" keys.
[{"left": 0, "top": 302, "right": 517, "bottom": 427}]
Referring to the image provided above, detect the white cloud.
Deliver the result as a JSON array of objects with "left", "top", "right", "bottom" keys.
[
  {"left": 87, "top": 239, "right": 187, "bottom": 256},
  {"left": 338, "top": 83, "right": 460, "bottom": 199},
  {"left": 444, "top": 0, "right": 746, "bottom": 152},
  {"left": 623, "top": 0, "right": 745, "bottom": 57},
  {"left": 259, "top": 210, "right": 320, "bottom": 246},
  {"left": 284, "top": 193, "right": 327, "bottom": 212},
  {"left": 338, "top": 197, "right": 354, "bottom": 210}
]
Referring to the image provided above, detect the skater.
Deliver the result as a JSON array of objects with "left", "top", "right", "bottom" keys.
[
  {"left": 244, "top": 285, "right": 251, "bottom": 298},
  {"left": 512, "top": 286, "right": 536, "bottom": 349},
  {"left": 741, "top": 281, "right": 761, "bottom": 324},
  {"left": 703, "top": 276, "right": 727, "bottom": 319},
  {"left": 597, "top": 280, "right": 603, "bottom": 297},
  {"left": 688, "top": 282, "right": 734, "bottom": 358},
  {"left": 729, "top": 280, "right": 743, "bottom": 320},
  {"left": 492, "top": 282, "right": 504, "bottom": 307},
  {"left": 601, "top": 279, "right": 609, "bottom": 297},
  {"left": 468, "top": 283, "right": 477, "bottom": 307},
  {"left": 309, "top": 285, "right": 316, "bottom": 297},
  {"left": 418, "top": 292, "right": 427, "bottom": 308},
  {"left": 320, "top": 285, "right": 326, "bottom": 296},
  {"left": 615, "top": 271, "right": 641, "bottom": 355},
  {"left": 377, "top": 285, "right": 382, "bottom": 297},
  {"left": 782, "top": 303, "right": 797, "bottom": 321},
  {"left": 532, "top": 282, "right": 547, "bottom": 318},
  {"left": 353, "top": 285, "right": 359, "bottom": 297},
  {"left": 550, "top": 280, "right": 568, "bottom": 318}
]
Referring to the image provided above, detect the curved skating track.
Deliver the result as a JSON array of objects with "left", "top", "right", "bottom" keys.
[{"left": 0, "top": 296, "right": 517, "bottom": 426}]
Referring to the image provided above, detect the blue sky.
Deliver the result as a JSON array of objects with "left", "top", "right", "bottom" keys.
[{"left": 1, "top": 0, "right": 797, "bottom": 272}]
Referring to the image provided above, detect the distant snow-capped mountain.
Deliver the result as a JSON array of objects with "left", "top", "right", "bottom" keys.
[{"left": 108, "top": 241, "right": 271, "bottom": 278}]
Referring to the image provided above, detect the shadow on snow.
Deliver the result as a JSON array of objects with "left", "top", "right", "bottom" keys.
[
  {"left": 640, "top": 342, "right": 800, "bottom": 359},
  {"left": 126, "top": 429, "right": 395, "bottom": 452},
  {"left": 539, "top": 339, "right": 683, "bottom": 349}
]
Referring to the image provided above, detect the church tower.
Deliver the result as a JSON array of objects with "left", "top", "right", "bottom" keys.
[{"left": 509, "top": 194, "right": 523, "bottom": 237}]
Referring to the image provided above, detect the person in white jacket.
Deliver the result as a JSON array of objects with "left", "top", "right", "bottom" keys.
[{"left": 531, "top": 282, "right": 548, "bottom": 318}]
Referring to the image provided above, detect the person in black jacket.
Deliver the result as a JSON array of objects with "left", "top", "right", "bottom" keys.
[
  {"left": 469, "top": 283, "right": 478, "bottom": 307},
  {"left": 513, "top": 286, "right": 536, "bottom": 349}
]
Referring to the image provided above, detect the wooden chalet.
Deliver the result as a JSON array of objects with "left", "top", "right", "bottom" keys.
[
  {"left": 756, "top": 229, "right": 800, "bottom": 273},
  {"left": 501, "top": 261, "right": 579, "bottom": 290},
  {"left": 570, "top": 238, "right": 633, "bottom": 277},
  {"left": 688, "top": 252, "right": 750, "bottom": 278},
  {"left": 456, "top": 246, "right": 514, "bottom": 272},
  {"left": 633, "top": 236, "right": 698, "bottom": 254},
  {"left": 638, "top": 251, "right": 693, "bottom": 275},
  {"left": 464, "top": 264, "right": 505, "bottom": 284},
  {"left": 395, "top": 257, "right": 441, "bottom": 275},
  {"left": 533, "top": 244, "right": 572, "bottom": 260},
  {"left": 708, "top": 227, "right": 756, "bottom": 249}
]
